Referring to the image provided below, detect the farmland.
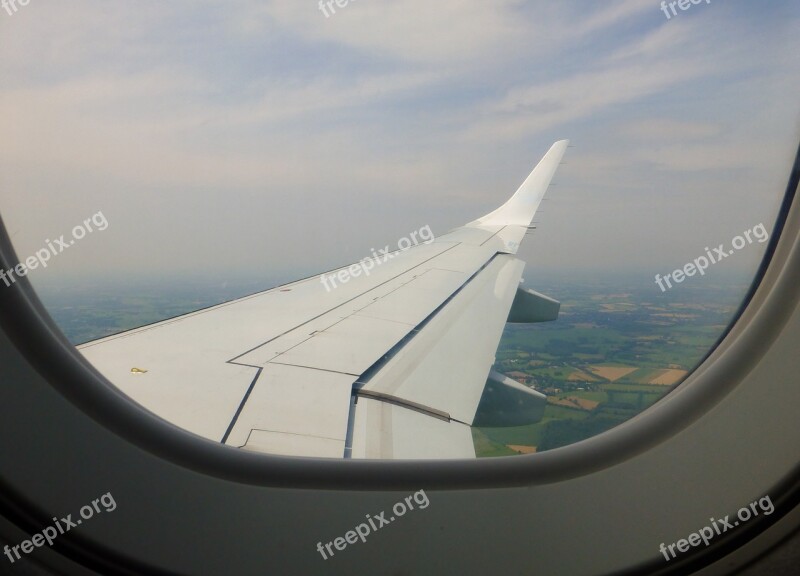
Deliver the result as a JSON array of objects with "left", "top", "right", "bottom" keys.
[{"left": 476, "top": 276, "right": 750, "bottom": 456}]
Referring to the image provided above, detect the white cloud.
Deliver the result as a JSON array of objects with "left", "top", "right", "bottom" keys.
[{"left": 0, "top": 1, "right": 797, "bottom": 278}]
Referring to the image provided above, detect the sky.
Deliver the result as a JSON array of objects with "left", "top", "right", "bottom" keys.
[{"left": 1, "top": 0, "right": 799, "bottom": 292}]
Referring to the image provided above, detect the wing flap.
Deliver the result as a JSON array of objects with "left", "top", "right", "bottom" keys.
[
  {"left": 358, "top": 255, "right": 526, "bottom": 425},
  {"left": 223, "top": 364, "right": 356, "bottom": 457},
  {"left": 350, "top": 397, "right": 475, "bottom": 459}
]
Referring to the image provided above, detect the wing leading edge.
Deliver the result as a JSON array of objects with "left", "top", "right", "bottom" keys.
[{"left": 78, "top": 140, "right": 568, "bottom": 459}]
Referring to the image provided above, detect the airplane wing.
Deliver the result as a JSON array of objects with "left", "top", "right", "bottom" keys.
[{"left": 78, "top": 140, "right": 569, "bottom": 459}]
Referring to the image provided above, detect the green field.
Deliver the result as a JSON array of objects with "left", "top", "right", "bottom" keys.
[{"left": 552, "top": 390, "right": 608, "bottom": 403}]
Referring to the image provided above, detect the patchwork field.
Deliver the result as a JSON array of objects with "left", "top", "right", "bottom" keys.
[{"left": 478, "top": 278, "right": 749, "bottom": 456}]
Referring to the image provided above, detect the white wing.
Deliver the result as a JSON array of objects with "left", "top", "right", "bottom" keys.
[{"left": 78, "top": 140, "right": 568, "bottom": 459}]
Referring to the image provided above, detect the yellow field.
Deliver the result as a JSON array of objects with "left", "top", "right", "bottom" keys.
[
  {"left": 567, "top": 369, "right": 599, "bottom": 382},
  {"left": 549, "top": 396, "right": 600, "bottom": 410},
  {"left": 588, "top": 365, "right": 637, "bottom": 381},
  {"left": 507, "top": 445, "right": 537, "bottom": 454},
  {"left": 648, "top": 369, "right": 688, "bottom": 385}
]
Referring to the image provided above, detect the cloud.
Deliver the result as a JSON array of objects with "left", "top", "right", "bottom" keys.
[
  {"left": 464, "top": 59, "right": 710, "bottom": 142},
  {"left": 237, "top": 0, "right": 653, "bottom": 71},
  {"left": 621, "top": 119, "right": 721, "bottom": 141},
  {"left": 0, "top": 1, "right": 797, "bottom": 279}
]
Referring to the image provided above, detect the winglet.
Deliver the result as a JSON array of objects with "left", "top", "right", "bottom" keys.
[{"left": 468, "top": 139, "right": 569, "bottom": 227}]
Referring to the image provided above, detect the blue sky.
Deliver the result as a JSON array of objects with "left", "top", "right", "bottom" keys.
[{"left": 1, "top": 1, "right": 798, "bottom": 290}]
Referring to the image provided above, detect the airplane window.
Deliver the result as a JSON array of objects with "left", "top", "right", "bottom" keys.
[{"left": 1, "top": 1, "right": 798, "bottom": 461}]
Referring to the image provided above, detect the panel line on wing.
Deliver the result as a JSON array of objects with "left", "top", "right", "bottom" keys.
[
  {"left": 266, "top": 360, "right": 361, "bottom": 377},
  {"left": 220, "top": 367, "right": 263, "bottom": 444},
  {"left": 225, "top": 242, "right": 461, "bottom": 367},
  {"left": 478, "top": 225, "right": 507, "bottom": 245},
  {"left": 352, "top": 254, "right": 501, "bottom": 390},
  {"left": 243, "top": 427, "right": 344, "bottom": 446}
]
